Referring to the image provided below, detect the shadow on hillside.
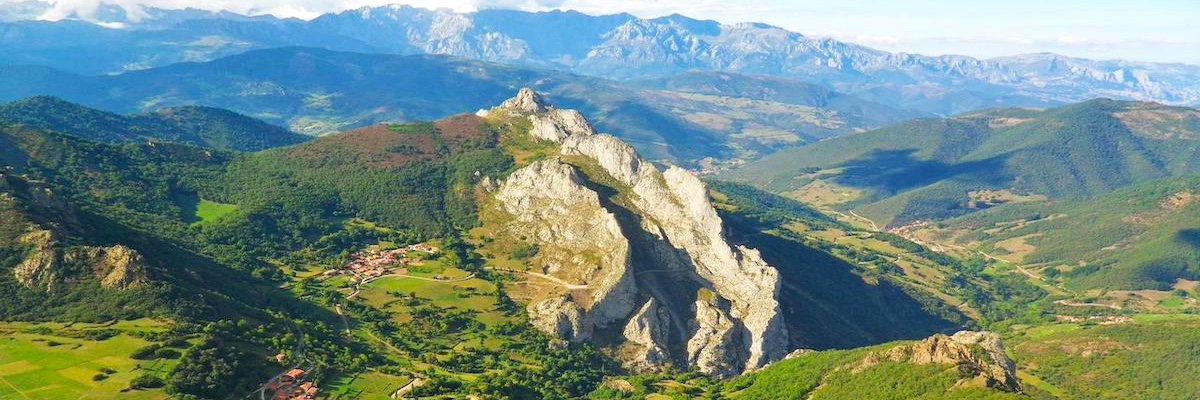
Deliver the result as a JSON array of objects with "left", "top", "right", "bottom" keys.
[
  {"left": 829, "top": 148, "right": 1011, "bottom": 195},
  {"left": 756, "top": 233, "right": 962, "bottom": 350},
  {"left": 1178, "top": 229, "right": 1200, "bottom": 250},
  {"left": 82, "top": 210, "right": 343, "bottom": 325},
  {"left": 723, "top": 216, "right": 964, "bottom": 350}
]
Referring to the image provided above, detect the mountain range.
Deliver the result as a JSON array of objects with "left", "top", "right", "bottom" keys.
[
  {"left": 0, "top": 3, "right": 1198, "bottom": 117},
  {"left": 0, "top": 46, "right": 920, "bottom": 164}
]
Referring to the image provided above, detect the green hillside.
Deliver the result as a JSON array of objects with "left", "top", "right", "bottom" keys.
[
  {"left": 937, "top": 174, "right": 1200, "bottom": 290},
  {"left": 725, "top": 100, "right": 1200, "bottom": 227},
  {"left": 1008, "top": 315, "right": 1200, "bottom": 400},
  {"left": 0, "top": 96, "right": 309, "bottom": 151}
]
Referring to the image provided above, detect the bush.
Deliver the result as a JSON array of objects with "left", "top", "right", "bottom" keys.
[
  {"left": 511, "top": 244, "right": 539, "bottom": 260},
  {"left": 130, "top": 374, "right": 166, "bottom": 389},
  {"left": 92, "top": 373, "right": 109, "bottom": 381}
]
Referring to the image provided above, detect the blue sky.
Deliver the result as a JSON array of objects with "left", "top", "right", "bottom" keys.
[{"left": 12, "top": 0, "right": 1200, "bottom": 64}]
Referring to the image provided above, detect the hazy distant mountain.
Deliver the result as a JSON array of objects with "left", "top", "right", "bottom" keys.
[
  {"left": 0, "top": 47, "right": 915, "bottom": 164},
  {"left": 2, "top": 4, "right": 1197, "bottom": 114}
]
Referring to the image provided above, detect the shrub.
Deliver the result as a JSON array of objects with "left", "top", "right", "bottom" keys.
[
  {"left": 130, "top": 374, "right": 166, "bottom": 389},
  {"left": 511, "top": 244, "right": 539, "bottom": 260}
]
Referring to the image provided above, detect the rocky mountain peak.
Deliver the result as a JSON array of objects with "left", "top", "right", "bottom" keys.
[
  {"left": 485, "top": 89, "right": 788, "bottom": 376},
  {"left": 496, "top": 87, "right": 550, "bottom": 114}
]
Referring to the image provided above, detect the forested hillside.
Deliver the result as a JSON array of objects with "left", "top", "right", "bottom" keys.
[{"left": 0, "top": 96, "right": 309, "bottom": 151}]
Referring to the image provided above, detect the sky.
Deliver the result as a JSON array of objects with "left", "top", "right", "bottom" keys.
[{"left": 8, "top": 0, "right": 1200, "bottom": 64}]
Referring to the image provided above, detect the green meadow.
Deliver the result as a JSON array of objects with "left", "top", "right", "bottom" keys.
[{"left": 0, "top": 325, "right": 176, "bottom": 400}]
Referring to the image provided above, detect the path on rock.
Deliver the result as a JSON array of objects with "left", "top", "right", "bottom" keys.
[
  {"left": 488, "top": 267, "right": 589, "bottom": 290},
  {"left": 1055, "top": 299, "right": 1122, "bottom": 310}
]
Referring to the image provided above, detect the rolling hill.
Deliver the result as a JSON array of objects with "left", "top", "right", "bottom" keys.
[
  {"left": 932, "top": 175, "right": 1200, "bottom": 290},
  {"left": 0, "top": 96, "right": 308, "bottom": 151},
  {"left": 725, "top": 99, "right": 1200, "bottom": 228}
]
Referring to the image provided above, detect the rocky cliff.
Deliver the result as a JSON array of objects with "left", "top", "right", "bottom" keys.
[
  {"left": 482, "top": 89, "right": 787, "bottom": 376},
  {"left": 1, "top": 172, "right": 148, "bottom": 292},
  {"left": 857, "top": 330, "right": 1021, "bottom": 392}
]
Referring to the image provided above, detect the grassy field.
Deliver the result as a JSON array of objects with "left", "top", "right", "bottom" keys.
[
  {"left": 0, "top": 321, "right": 176, "bottom": 400},
  {"left": 356, "top": 269, "right": 504, "bottom": 326},
  {"left": 323, "top": 371, "right": 412, "bottom": 400},
  {"left": 191, "top": 198, "right": 237, "bottom": 225}
]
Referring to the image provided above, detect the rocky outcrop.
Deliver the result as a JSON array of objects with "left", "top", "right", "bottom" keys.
[
  {"left": 13, "top": 230, "right": 60, "bottom": 291},
  {"left": 686, "top": 296, "right": 746, "bottom": 377},
  {"left": 5, "top": 175, "right": 148, "bottom": 292},
  {"left": 860, "top": 331, "right": 1021, "bottom": 392},
  {"left": 66, "top": 245, "right": 149, "bottom": 290},
  {"left": 527, "top": 295, "right": 591, "bottom": 341},
  {"left": 495, "top": 88, "right": 548, "bottom": 114},
  {"left": 530, "top": 109, "right": 596, "bottom": 142},
  {"left": 622, "top": 298, "right": 671, "bottom": 370},
  {"left": 486, "top": 89, "right": 788, "bottom": 376},
  {"left": 12, "top": 230, "right": 149, "bottom": 292}
]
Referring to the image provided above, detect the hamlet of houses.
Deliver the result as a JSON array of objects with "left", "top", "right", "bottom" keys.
[
  {"left": 266, "top": 368, "right": 319, "bottom": 400},
  {"left": 327, "top": 243, "right": 440, "bottom": 280}
]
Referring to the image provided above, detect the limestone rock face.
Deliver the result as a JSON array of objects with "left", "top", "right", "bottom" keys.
[
  {"left": 67, "top": 245, "right": 150, "bottom": 289},
  {"left": 687, "top": 297, "right": 746, "bottom": 377},
  {"left": 486, "top": 89, "right": 789, "bottom": 376},
  {"left": 527, "top": 295, "right": 591, "bottom": 341},
  {"left": 496, "top": 159, "right": 638, "bottom": 339},
  {"left": 870, "top": 331, "right": 1021, "bottom": 392},
  {"left": 622, "top": 298, "right": 671, "bottom": 370},
  {"left": 531, "top": 109, "right": 596, "bottom": 142},
  {"left": 12, "top": 231, "right": 148, "bottom": 292},
  {"left": 13, "top": 230, "right": 60, "bottom": 291},
  {"left": 4, "top": 174, "right": 149, "bottom": 292}
]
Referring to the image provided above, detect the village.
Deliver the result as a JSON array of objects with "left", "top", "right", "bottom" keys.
[
  {"left": 265, "top": 368, "right": 318, "bottom": 400},
  {"left": 324, "top": 243, "right": 441, "bottom": 282}
]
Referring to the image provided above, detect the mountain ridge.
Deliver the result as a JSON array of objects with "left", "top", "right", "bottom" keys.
[
  {"left": 0, "top": 46, "right": 917, "bottom": 164},
  {"left": 0, "top": 3, "right": 1196, "bottom": 115}
]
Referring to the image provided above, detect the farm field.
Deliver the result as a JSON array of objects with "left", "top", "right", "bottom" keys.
[
  {"left": 0, "top": 321, "right": 176, "bottom": 400},
  {"left": 323, "top": 371, "right": 413, "bottom": 400}
]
